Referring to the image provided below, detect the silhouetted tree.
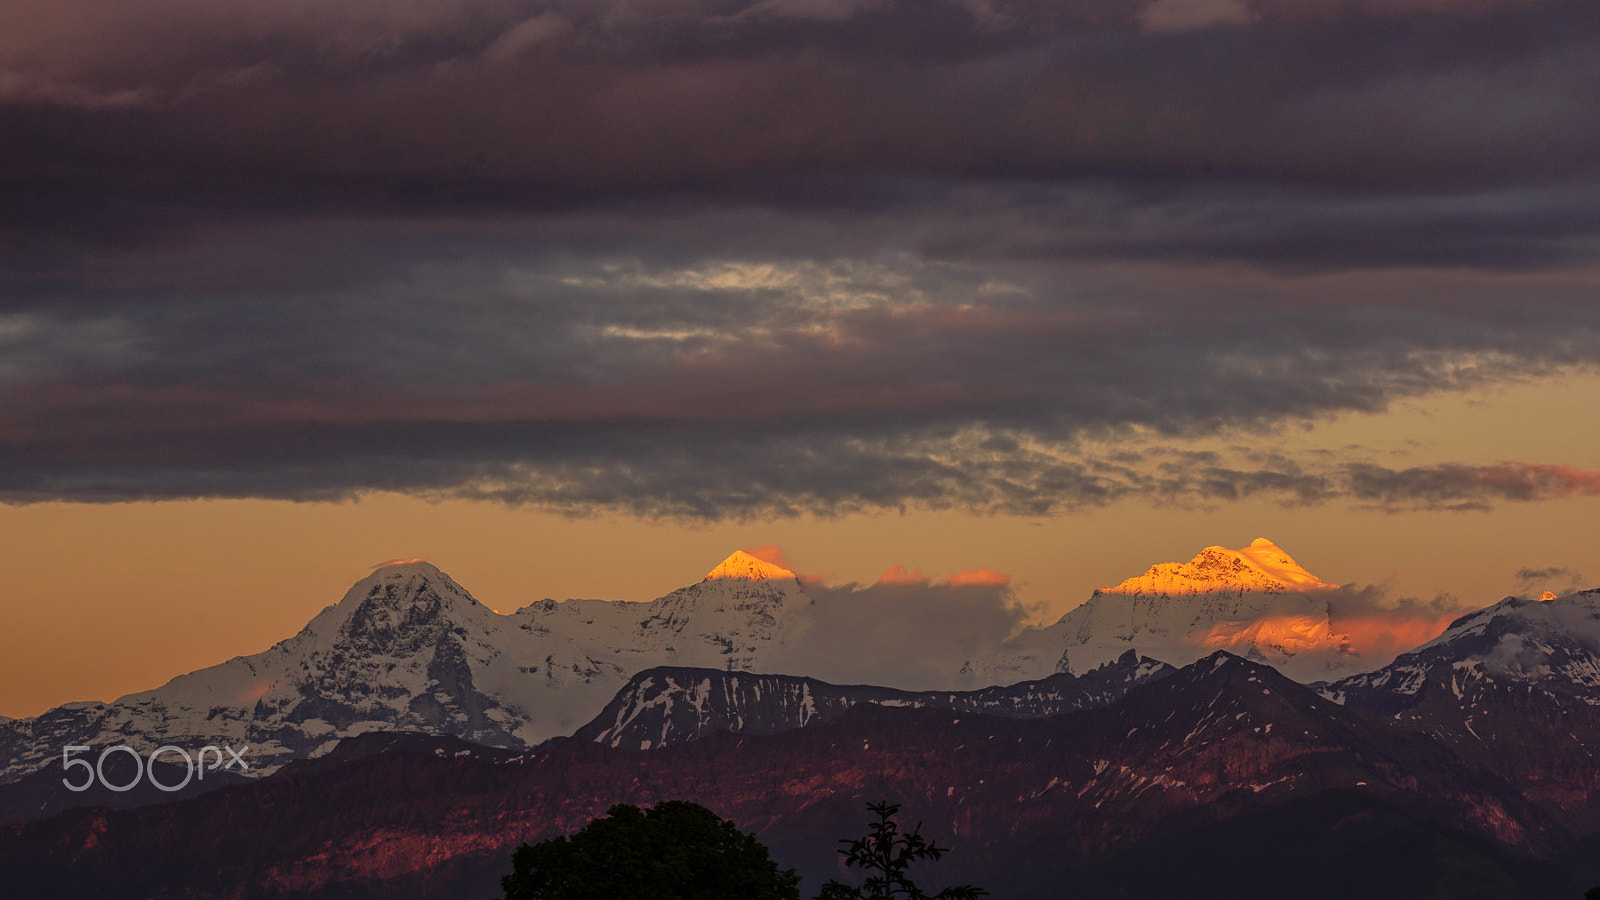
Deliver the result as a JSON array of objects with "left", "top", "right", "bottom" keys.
[
  {"left": 1583, "top": 886, "right": 1600, "bottom": 900},
  {"left": 814, "top": 801, "right": 987, "bottom": 900},
  {"left": 502, "top": 800, "right": 802, "bottom": 900}
]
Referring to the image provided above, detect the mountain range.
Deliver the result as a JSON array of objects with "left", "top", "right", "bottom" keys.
[
  {"left": 0, "top": 539, "right": 1365, "bottom": 786},
  {"left": 3, "top": 541, "right": 1599, "bottom": 898}
]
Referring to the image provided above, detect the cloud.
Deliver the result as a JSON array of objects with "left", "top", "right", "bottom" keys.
[
  {"left": 1141, "top": 0, "right": 1254, "bottom": 32},
  {"left": 1514, "top": 565, "right": 1586, "bottom": 596},
  {"left": 1326, "top": 585, "right": 1471, "bottom": 667},
  {"left": 1342, "top": 462, "right": 1600, "bottom": 512},
  {"left": 767, "top": 576, "right": 1029, "bottom": 689},
  {"left": 742, "top": 545, "right": 793, "bottom": 569},
  {"left": 373, "top": 557, "right": 430, "bottom": 569},
  {"left": 483, "top": 12, "right": 572, "bottom": 65},
  {"left": 767, "top": 574, "right": 1478, "bottom": 689},
  {"left": 0, "top": 223, "right": 1596, "bottom": 517},
  {"left": 874, "top": 565, "right": 931, "bottom": 586},
  {"left": 948, "top": 567, "right": 1011, "bottom": 587},
  {"left": 1517, "top": 566, "right": 1572, "bottom": 582},
  {"left": 5, "top": 0, "right": 1600, "bottom": 222}
]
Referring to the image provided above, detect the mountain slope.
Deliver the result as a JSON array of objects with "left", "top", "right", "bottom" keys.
[{"left": 1327, "top": 588, "right": 1600, "bottom": 711}]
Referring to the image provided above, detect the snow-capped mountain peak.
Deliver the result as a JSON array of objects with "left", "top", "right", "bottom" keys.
[
  {"left": 967, "top": 539, "right": 1352, "bottom": 685},
  {"left": 703, "top": 550, "right": 797, "bottom": 583},
  {"left": 1103, "top": 538, "right": 1335, "bottom": 597},
  {"left": 299, "top": 558, "right": 487, "bottom": 644},
  {"left": 344, "top": 560, "right": 481, "bottom": 611}
]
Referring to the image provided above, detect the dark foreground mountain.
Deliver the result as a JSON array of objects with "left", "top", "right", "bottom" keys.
[
  {"left": 572, "top": 650, "right": 1174, "bottom": 749},
  {"left": 1, "top": 652, "right": 1594, "bottom": 900}
]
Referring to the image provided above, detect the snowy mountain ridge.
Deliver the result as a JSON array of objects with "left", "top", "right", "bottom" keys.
[{"left": 1324, "top": 587, "right": 1600, "bottom": 707}]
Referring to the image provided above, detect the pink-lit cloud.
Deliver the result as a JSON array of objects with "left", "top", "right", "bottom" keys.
[{"left": 947, "top": 567, "right": 1012, "bottom": 587}]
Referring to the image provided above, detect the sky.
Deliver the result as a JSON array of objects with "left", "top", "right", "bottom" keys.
[{"left": 3, "top": 0, "right": 1599, "bottom": 717}]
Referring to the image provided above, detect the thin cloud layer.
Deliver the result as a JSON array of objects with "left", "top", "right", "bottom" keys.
[
  {"left": 4, "top": 0, "right": 1600, "bottom": 517},
  {"left": 768, "top": 575, "right": 1030, "bottom": 689},
  {"left": 1344, "top": 462, "right": 1600, "bottom": 512}
]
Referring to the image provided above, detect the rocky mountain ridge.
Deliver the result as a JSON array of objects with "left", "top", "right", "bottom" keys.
[{"left": 572, "top": 650, "right": 1175, "bottom": 750}]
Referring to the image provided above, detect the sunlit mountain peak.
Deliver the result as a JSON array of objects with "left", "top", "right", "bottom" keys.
[
  {"left": 703, "top": 550, "right": 797, "bottom": 582},
  {"left": 1103, "top": 538, "right": 1335, "bottom": 596}
]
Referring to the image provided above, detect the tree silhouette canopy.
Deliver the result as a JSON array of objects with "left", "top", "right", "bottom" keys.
[
  {"left": 501, "top": 800, "right": 802, "bottom": 900},
  {"left": 815, "top": 801, "right": 987, "bottom": 900}
]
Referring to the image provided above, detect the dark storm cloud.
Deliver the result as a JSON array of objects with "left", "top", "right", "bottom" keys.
[
  {"left": 5, "top": 0, "right": 1600, "bottom": 215},
  {"left": 5, "top": 0, "right": 1600, "bottom": 515}
]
